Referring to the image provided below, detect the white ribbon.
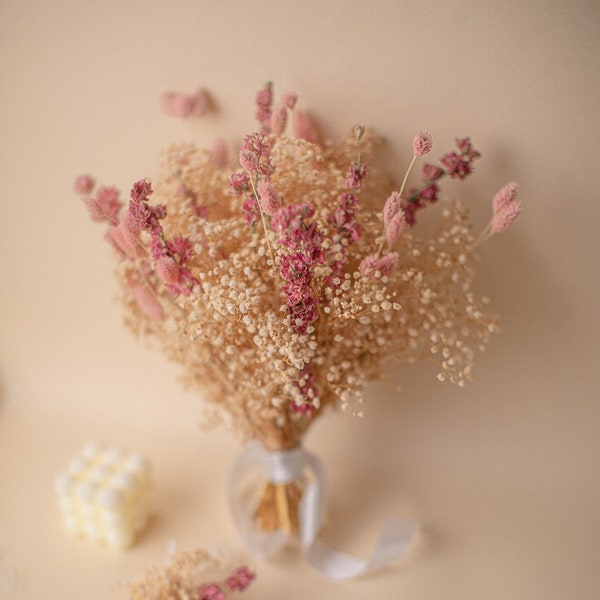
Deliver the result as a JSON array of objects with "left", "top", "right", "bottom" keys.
[{"left": 227, "top": 442, "right": 418, "bottom": 580}]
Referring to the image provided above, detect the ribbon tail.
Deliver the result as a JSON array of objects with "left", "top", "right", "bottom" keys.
[{"left": 305, "top": 519, "right": 419, "bottom": 581}]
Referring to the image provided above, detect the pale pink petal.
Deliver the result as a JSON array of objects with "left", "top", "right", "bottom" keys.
[
  {"left": 210, "top": 138, "right": 228, "bottom": 169},
  {"left": 172, "top": 94, "right": 194, "bottom": 118},
  {"left": 190, "top": 88, "right": 210, "bottom": 116},
  {"left": 131, "top": 284, "right": 164, "bottom": 320},
  {"left": 74, "top": 175, "right": 95, "bottom": 195},
  {"left": 293, "top": 109, "right": 322, "bottom": 146},
  {"left": 160, "top": 92, "right": 177, "bottom": 116},
  {"left": 161, "top": 92, "right": 195, "bottom": 118}
]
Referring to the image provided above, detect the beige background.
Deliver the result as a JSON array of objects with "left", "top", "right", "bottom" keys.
[{"left": 1, "top": 1, "right": 599, "bottom": 598}]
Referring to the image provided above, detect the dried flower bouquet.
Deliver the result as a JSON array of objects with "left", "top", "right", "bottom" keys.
[{"left": 77, "top": 82, "right": 520, "bottom": 536}]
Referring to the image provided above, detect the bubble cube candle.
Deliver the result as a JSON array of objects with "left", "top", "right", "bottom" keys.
[{"left": 54, "top": 442, "right": 152, "bottom": 550}]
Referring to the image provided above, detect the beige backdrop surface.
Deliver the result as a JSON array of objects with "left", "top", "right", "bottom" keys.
[{"left": 1, "top": 1, "right": 599, "bottom": 598}]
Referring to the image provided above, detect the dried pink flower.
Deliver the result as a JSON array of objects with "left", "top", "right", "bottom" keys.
[
  {"left": 199, "top": 582, "right": 225, "bottom": 600},
  {"left": 422, "top": 163, "right": 443, "bottom": 182},
  {"left": 74, "top": 174, "right": 95, "bottom": 195},
  {"left": 256, "top": 180, "right": 282, "bottom": 215},
  {"left": 255, "top": 83, "right": 273, "bottom": 128},
  {"left": 413, "top": 131, "right": 433, "bottom": 157},
  {"left": 225, "top": 566, "right": 256, "bottom": 591},
  {"left": 386, "top": 210, "right": 406, "bottom": 245},
  {"left": 238, "top": 133, "right": 274, "bottom": 177},
  {"left": 269, "top": 103, "right": 288, "bottom": 136},
  {"left": 293, "top": 109, "right": 322, "bottom": 146},
  {"left": 344, "top": 164, "right": 368, "bottom": 190}
]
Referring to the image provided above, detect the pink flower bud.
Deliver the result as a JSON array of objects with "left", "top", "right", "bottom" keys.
[
  {"left": 270, "top": 103, "right": 288, "bottom": 136},
  {"left": 74, "top": 175, "right": 95, "bottom": 195},
  {"left": 170, "top": 94, "right": 193, "bottom": 118},
  {"left": 413, "top": 131, "right": 433, "bottom": 157},
  {"left": 190, "top": 88, "right": 210, "bottom": 116},
  {"left": 257, "top": 180, "right": 282, "bottom": 215},
  {"left": 161, "top": 92, "right": 194, "bottom": 118}
]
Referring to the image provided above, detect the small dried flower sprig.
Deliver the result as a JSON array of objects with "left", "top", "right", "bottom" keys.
[
  {"left": 78, "top": 83, "right": 520, "bottom": 451},
  {"left": 125, "top": 548, "right": 255, "bottom": 600}
]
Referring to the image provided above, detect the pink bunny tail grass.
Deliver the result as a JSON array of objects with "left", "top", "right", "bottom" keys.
[
  {"left": 256, "top": 180, "right": 282, "bottom": 215},
  {"left": 491, "top": 201, "right": 522, "bottom": 234},
  {"left": 131, "top": 284, "right": 164, "bottom": 320},
  {"left": 360, "top": 252, "right": 399, "bottom": 278},
  {"left": 155, "top": 255, "right": 182, "bottom": 286},
  {"left": 107, "top": 217, "right": 143, "bottom": 260},
  {"left": 383, "top": 191, "right": 402, "bottom": 226},
  {"left": 293, "top": 109, "right": 322, "bottom": 146},
  {"left": 386, "top": 209, "right": 406, "bottom": 245},
  {"left": 492, "top": 181, "right": 520, "bottom": 213},
  {"left": 412, "top": 131, "right": 433, "bottom": 157},
  {"left": 270, "top": 103, "right": 288, "bottom": 136}
]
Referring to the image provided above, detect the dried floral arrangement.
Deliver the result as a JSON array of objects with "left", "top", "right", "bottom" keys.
[
  {"left": 124, "top": 547, "right": 255, "bottom": 600},
  {"left": 76, "top": 82, "right": 520, "bottom": 538}
]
